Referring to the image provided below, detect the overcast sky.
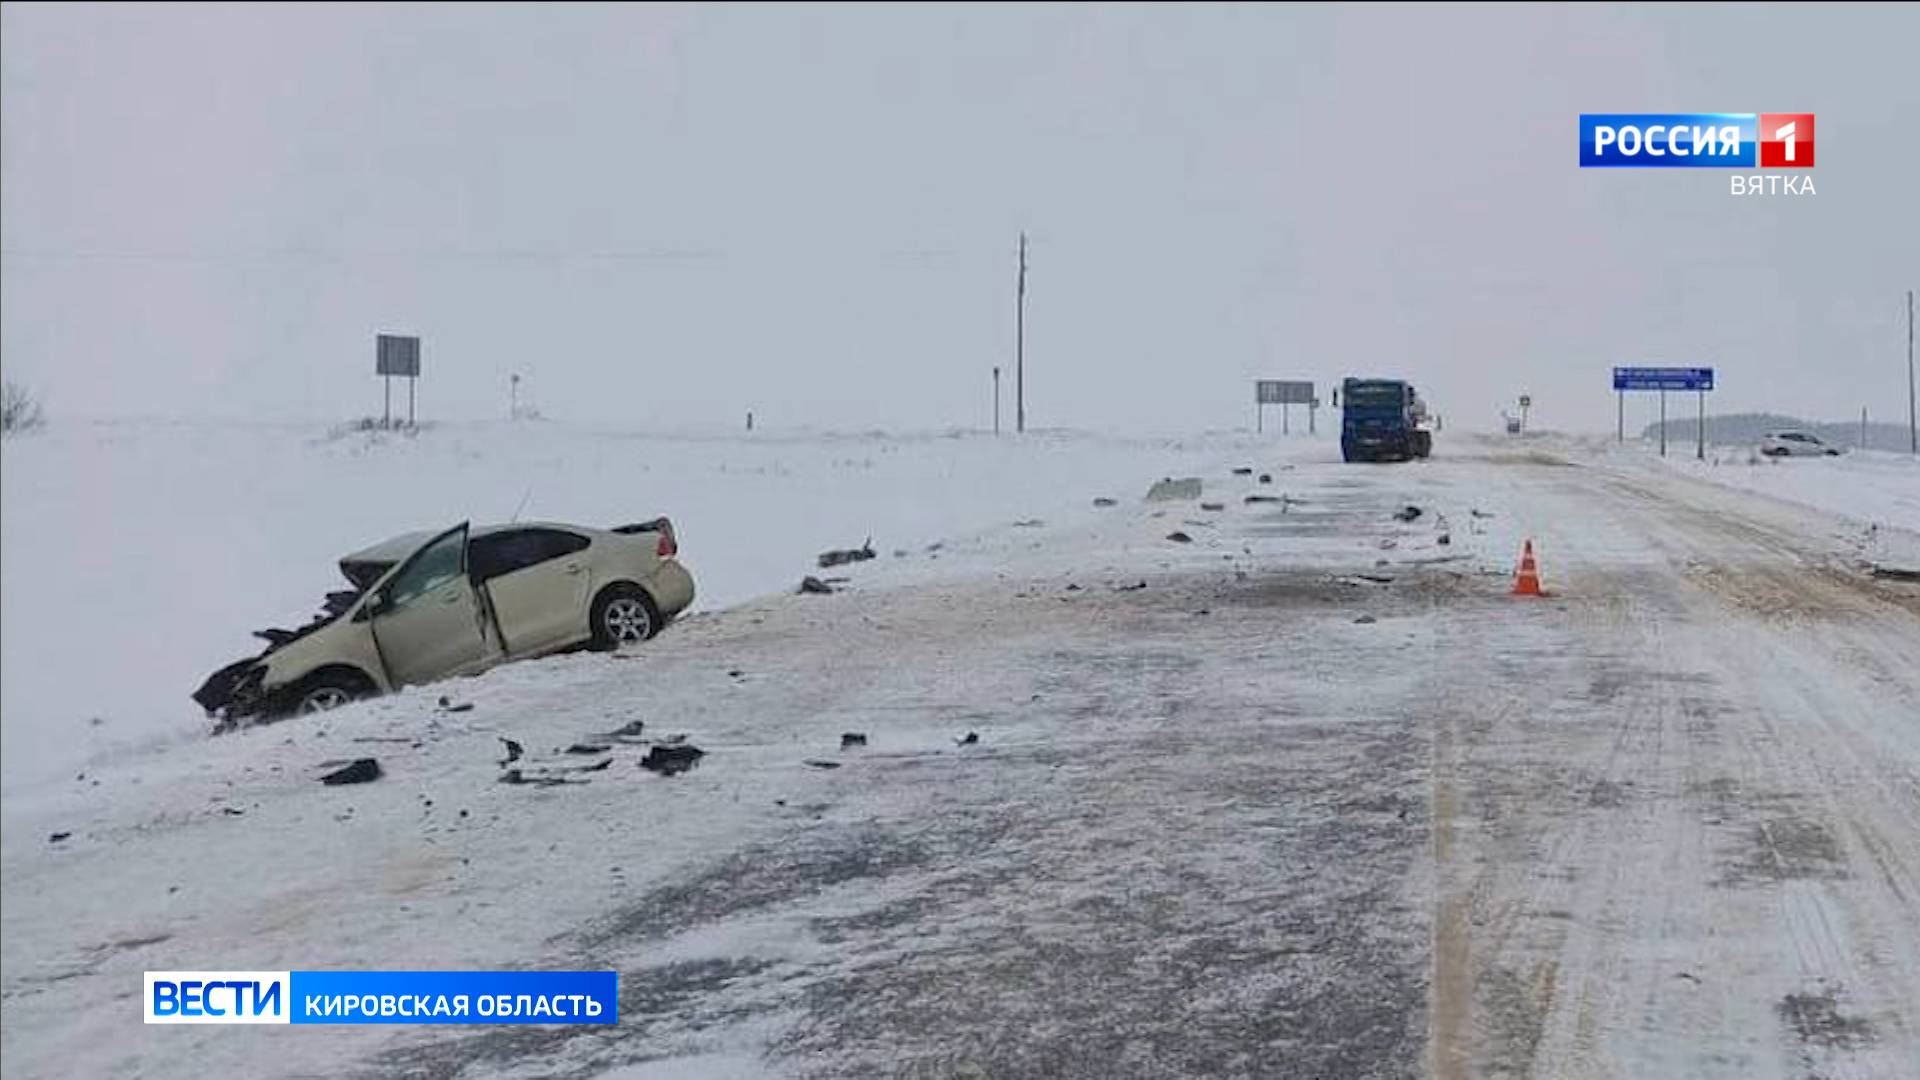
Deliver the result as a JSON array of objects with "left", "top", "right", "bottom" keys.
[{"left": 3, "top": 3, "right": 1917, "bottom": 433}]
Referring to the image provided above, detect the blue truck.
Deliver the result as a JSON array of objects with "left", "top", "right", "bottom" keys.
[{"left": 1339, "top": 377, "right": 1432, "bottom": 462}]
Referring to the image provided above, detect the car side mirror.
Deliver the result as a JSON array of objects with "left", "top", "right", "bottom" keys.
[{"left": 355, "top": 590, "right": 389, "bottom": 621}]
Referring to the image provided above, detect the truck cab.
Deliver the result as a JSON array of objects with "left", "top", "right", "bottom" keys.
[{"left": 1340, "top": 378, "right": 1431, "bottom": 462}]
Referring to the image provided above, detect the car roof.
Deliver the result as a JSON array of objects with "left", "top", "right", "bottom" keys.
[{"left": 340, "top": 522, "right": 598, "bottom": 566}]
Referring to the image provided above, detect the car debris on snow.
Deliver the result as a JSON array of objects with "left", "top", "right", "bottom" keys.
[
  {"left": 1245, "top": 494, "right": 1281, "bottom": 504},
  {"left": 957, "top": 732, "right": 980, "bottom": 746},
  {"left": 1355, "top": 615, "right": 1378, "bottom": 624},
  {"left": 1258, "top": 473, "right": 1272, "bottom": 484},
  {"left": 1092, "top": 497, "right": 1118, "bottom": 508},
  {"left": 1166, "top": 531, "right": 1194, "bottom": 543},
  {"left": 1200, "top": 502, "right": 1225, "bottom": 512},
  {"left": 319, "top": 758, "right": 382, "bottom": 786},
  {"left": 565, "top": 743, "right": 611, "bottom": 755},
  {"left": 817, "top": 539, "right": 876, "bottom": 568},
  {"left": 798, "top": 576, "right": 836, "bottom": 594},
  {"left": 1013, "top": 518, "right": 1045, "bottom": 528},
  {"left": 588, "top": 719, "right": 646, "bottom": 743},
  {"left": 840, "top": 733, "right": 868, "bottom": 748},
  {"left": 1394, "top": 505, "right": 1423, "bottom": 522},
  {"left": 497, "top": 738, "right": 523, "bottom": 765},
  {"left": 1146, "top": 477, "right": 1203, "bottom": 501},
  {"left": 640, "top": 744, "right": 704, "bottom": 776},
  {"left": 48, "top": 831, "right": 71, "bottom": 844},
  {"left": 804, "top": 759, "right": 843, "bottom": 770}
]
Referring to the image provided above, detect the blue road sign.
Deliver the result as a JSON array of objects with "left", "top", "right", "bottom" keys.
[{"left": 1613, "top": 366, "right": 1713, "bottom": 391}]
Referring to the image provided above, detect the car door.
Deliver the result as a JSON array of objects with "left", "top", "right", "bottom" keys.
[
  {"left": 369, "top": 523, "right": 501, "bottom": 687},
  {"left": 473, "top": 528, "right": 593, "bottom": 656}
]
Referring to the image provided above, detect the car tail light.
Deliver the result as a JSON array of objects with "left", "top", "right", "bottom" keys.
[{"left": 655, "top": 519, "right": 678, "bottom": 558}]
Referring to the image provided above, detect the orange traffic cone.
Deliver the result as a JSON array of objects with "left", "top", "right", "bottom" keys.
[{"left": 1512, "top": 539, "right": 1545, "bottom": 596}]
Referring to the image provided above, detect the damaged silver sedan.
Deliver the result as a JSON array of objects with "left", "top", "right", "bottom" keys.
[{"left": 194, "top": 518, "right": 694, "bottom": 726}]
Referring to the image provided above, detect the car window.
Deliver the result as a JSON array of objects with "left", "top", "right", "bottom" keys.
[
  {"left": 384, "top": 528, "right": 467, "bottom": 610},
  {"left": 470, "top": 528, "right": 588, "bottom": 582}
]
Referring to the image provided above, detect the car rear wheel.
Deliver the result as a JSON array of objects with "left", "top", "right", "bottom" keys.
[{"left": 591, "top": 585, "right": 659, "bottom": 649}]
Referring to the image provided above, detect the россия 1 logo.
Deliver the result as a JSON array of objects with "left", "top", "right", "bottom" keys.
[{"left": 1579, "top": 113, "right": 1815, "bottom": 195}]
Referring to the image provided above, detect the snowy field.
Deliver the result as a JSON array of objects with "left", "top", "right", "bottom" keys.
[
  {"left": 0, "top": 420, "right": 1248, "bottom": 794},
  {"left": 4, "top": 425, "right": 1920, "bottom": 1079},
  {"left": 1612, "top": 438, "right": 1920, "bottom": 567}
]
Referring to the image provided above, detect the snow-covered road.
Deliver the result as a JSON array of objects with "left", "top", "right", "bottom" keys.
[{"left": 4, "top": 434, "right": 1918, "bottom": 1078}]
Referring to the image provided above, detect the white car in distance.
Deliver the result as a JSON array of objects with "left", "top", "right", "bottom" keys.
[{"left": 1759, "top": 430, "right": 1844, "bottom": 457}]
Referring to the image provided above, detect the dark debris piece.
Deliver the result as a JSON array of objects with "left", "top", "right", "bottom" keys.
[
  {"left": 640, "top": 744, "right": 705, "bottom": 776},
  {"left": 498, "top": 738, "right": 524, "bottom": 766},
  {"left": 49, "top": 831, "right": 72, "bottom": 844},
  {"left": 320, "top": 758, "right": 382, "bottom": 786},
  {"left": 1394, "top": 505, "right": 1423, "bottom": 522},
  {"left": 1166, "top": 531, "right": 1193, "bottom": 543},
  {"left": 817, "top": 540, "right": 876, "bottom": 569},
  {"left": 566, "top": 743, "right": 612, "bottom": 755},
  {"left": 957, "top": 732, "right": 980, "bottom": 746},
  {"left": 804, "top": 759, "right": 843, "bottom": 770},
  {"left": 840, "top": 733, "right": 868, "bottom": 749},
  {"left": 591, "top": 719, "right": 646, "bottom": 742},
  {"left": 798, "top": 576, "right": 836, "bottom": 595},
  {"left": 1092, "top": 497, "right": 1118, "bottom": 508}
]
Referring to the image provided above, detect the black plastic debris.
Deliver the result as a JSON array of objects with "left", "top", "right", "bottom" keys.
[
  {"left": 817, "top": 539, "right": 876, "bottom": 569},
  {"left": 1394, "top": 505, "right": 1423, "bottom": 522},
  {"left": 804, "top": 759, "right": 843, "bottom": 770},
  {"left": 1438, "top": 533, "right": 1452, "bottom": 546},
  {"left": 1115, "top": 581, "right": 1148, "bottom": 592},
  {"left": 798, "top": 576, "right": 835, "bottom": 595},
  {"left": 1092, "top": 497, "right": 1118, "bottom": 508},
  {"left": 840, "top": 733, "right": 868, "bottom": 749},
  {"left": 565, "top": 743, "right": 612, "bottom": 755},
  {"left": 49, "top": 831, "right": 71, "bottom": 844},
  {"left": 1355, "top": 615, "right": 1378, "bottom": 625},
  {"left": 320, "top": 758, "right": 382, "bottom": 786},
  {"left": 957, "top": 732, "right": 980, "bottom": 746},
  {"left": 1470, "top": 508, "right": 1495, "bottom": 519},
  {"left": 498, "top": 738, "right": 523, "bottom": 766},
  {"left": 498, "top": 768, "right": 577, "bottom": 787},
  {"left": 1166, "top": 531, "right": 1193, "bottom": 543},
  {"left": 1258, "top": 473, "right": 1272, "bottom": 484},
  {"left": 1200, "top": 502, "right": 1225, "bottom": 512},
  {"left": 1231, "top": 467, "right": 1254, "bottom": 476},
  {"left": 1245, "top": 494, "right": 1280, "bottom": 504},
  {"left": 640, "top": 744, "right": 705, "bottom": 776}
]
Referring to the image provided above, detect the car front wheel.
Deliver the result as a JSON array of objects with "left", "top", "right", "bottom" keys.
[
  {"left": 284, "top": 670, "right": 373, "bottom": 717},
  {"left": 591, "top": 585, "right": 659, "bottom": 648}
]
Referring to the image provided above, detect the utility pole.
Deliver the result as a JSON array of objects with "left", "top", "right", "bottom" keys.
[
  {"left": 1908, "top": 289, "right": 1915, "bottom": 455},
  {"left": 992, "top": 366, "right": 1001, "bottom": 435},
  {"left": 1016, "top": 232, "right": 1027, "bottom": 434},
  {"left": 510, "top": 373, "right": 520, "bottom": 420}
]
